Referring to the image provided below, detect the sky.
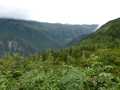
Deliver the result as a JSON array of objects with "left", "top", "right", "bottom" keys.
[{"left": 0, "top": 0, "right": 120, "bottom": 25}]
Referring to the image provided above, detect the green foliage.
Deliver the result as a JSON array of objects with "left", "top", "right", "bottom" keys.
[
  {"left": 0, "top": 47, "right": 120, "bottom": 90},
  {"left": 0, "top": 18, "right": 120, "bottom": 90},
  {"left": 0, "top": 18, "right": 97, "bottom": 55}
]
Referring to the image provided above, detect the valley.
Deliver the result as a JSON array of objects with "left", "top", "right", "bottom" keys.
[
  {"left": 0, "top": 18, "right": 120, "bottom": 90},
  {"left": 0, "top": 18, "right": 98, "bottom": 56}
]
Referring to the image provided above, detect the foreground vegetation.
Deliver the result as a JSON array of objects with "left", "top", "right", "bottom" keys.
[
  {"left": 0, "top": 47, "right": 120, "bottom": 90},
  {"left": 0, "top": 18, "right": 120, "bottom": 90}
]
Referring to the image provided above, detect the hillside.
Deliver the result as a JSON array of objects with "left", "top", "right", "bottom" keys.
[
  {"left": 79, "top": 18, "right": 120, "bottom": 49},
  {"left": 0, "top": 18, "right": 98, "bottom": 55},
  {"left": 0, "top": 18, "right": 120, "bottom": 90}
]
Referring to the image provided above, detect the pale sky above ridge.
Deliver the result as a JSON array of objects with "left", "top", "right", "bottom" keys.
[{"left": 0, "top": 0, "right": 120, "bottom": 25}]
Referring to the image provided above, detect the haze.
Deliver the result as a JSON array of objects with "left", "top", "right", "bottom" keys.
[{"left": 0, "top": 0, "right": 120, "bottom": 25}]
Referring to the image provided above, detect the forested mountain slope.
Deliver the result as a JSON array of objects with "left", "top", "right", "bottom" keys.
[
  {"left": 0, "top": 18, "right": 98, "bottom": 56},
  {"left": 78, "top": 18, "right": 120, "bottom": 49},
  {"left": 0, "top": 18, "right": 120, "bottom": 90}
]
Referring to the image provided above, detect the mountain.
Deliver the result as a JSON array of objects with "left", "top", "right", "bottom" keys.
[
  {"left": 0, "top": 18, "right": 98, "bottom": 55},
  {"left": 0, "top": 18, "right": 120, "bottom": 90},
  {"left": 78, "top": 18, "right": 120, "bottom": 49}
]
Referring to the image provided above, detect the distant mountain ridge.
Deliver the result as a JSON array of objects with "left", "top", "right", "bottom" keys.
[{"left": 0, "top": 18, "right": 98, "bottom": 55}]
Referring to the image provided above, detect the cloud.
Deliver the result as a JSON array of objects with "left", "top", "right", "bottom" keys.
[
  {"left": 0, "top": 0, "right": 119, "bottom": 24},
  {"left": 0, "top": 7, "right": 30, "bottom": 20}
]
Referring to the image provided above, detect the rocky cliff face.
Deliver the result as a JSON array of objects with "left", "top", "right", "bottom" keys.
[{"left": 0, "top": 39, "right": 35, "bottom": 56}]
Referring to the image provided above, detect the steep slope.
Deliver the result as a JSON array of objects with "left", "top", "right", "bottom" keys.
[
  {"left": 0, "top": 18, "right": 120, "bottom": 90},
  {"left": 0, "top": 18, "right": 98, "bottom": 55},
  {"left": 79, "top": 18, "right": 120, "bottom": 49}
]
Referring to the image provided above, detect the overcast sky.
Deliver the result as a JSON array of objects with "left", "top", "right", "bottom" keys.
[{"left": 0, "top": 0, "right": 120, "bottom": 25}]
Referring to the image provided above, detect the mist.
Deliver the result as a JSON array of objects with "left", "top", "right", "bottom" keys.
[
  {"left": 0, "top": 5, "right": 30, "bottom": 20},
  {"left": 0, "top": 0, "right": 120, "bottom": 24}
]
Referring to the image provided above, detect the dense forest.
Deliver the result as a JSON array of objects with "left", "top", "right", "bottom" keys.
[
  {"left": 0, "top": 18, "right": 97, "bottom": 56},
  {"left": 0, "top": 18, "right": 120, "bottom": 90}
]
